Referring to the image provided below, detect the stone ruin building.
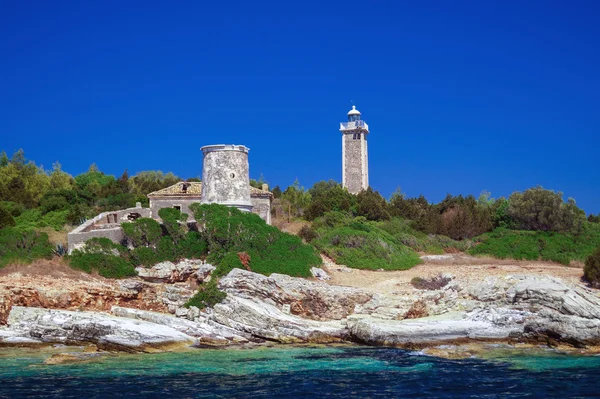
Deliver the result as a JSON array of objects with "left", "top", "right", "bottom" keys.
[
  {"left": 68, "top": 144, "right": 272, "bottom": 253},
  {"left": 340, "top": 105, "right": 370, "bottom": 194}
]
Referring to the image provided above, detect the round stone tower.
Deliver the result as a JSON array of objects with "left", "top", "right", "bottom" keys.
[{"left": 200, "top": 144, "right": 252, "bottom": 212}]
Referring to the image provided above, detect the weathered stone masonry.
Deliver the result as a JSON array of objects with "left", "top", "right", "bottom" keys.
[{"left": 340, "top": 106, "right": 369, "bottom": 194}]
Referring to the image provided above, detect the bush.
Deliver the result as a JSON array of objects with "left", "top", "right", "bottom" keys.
[
  {"left": 0, "top": 201, "right": 24, "bottom": 218},
  {"left": 69, "top": 251, "right": 136, "bottom": 279},
  {"left": 312, "top": 223, "right": 421, "bottom": 271},
  {"left": 130, "top": 246, "right": 159, "bottom": 267},
  {"left": 0, "top": 228, "right": 54, "bottom": 267},
  {"left": 190, "top": 203, "right": 320, "bottom": 277},
  {"left": 158, "top": 207, "right": 189, "bottom": 244},
  {"left": 304, "top": 182, "right": 356, "bottom": 221},
  {"left": 298, "top": 225, "right": 318, "bottom": 243},
  {"left": 583, "top": 247, "right": 600, "bottom": 288},
  {"left": 122, "top": 217, "right": 162, "bottom": 248},
  {"left": 356, "top": 187, "right": 390, "bottom": 221},
  {"left": 470, "top": 224, "right": 600, "bottom": 265},
  {"left": 508, "top": 187, "right": 586, "bottom": 233},
  {"left": 177, "top": 231, "right": 208, "bottom": 259},
  {"left": 0, "top": 207, "right": 15, "bottom": 229},
  {"left": 184, "top": 279, "right": 226, "bottom": 310}
]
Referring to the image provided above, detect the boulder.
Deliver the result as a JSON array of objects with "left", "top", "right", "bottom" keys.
[
  {"left": 5, "top": 306, "right": 195, "bottom": 351},
  {"left": 136, "top": 259, "right": 205, "bottom": 283},
  {"left": 218, "top": 268, "right": 372, "bottom": 320},
  {"left": 310, "top": 267, "right": 330, "bottom": 281}
]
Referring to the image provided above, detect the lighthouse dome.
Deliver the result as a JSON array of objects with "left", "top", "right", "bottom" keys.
[{"left": 347, "top": 105, "right": 361, "bottom": 116}]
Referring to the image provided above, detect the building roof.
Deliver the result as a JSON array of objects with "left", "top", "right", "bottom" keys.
[
  {"left": 347, "top": 105, "right": 361, "bottom": 116},
  {"left": 147, "top": 181, "right": 272, "bottom": 198}
]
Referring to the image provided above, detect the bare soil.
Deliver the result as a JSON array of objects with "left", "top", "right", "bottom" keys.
[{"left": 322, "top": 254, "right": 585, "bottom": 295}]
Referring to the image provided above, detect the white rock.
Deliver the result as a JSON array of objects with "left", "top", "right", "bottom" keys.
[{"left": 310, "top": 267, "right": 331, "bottom": 281}]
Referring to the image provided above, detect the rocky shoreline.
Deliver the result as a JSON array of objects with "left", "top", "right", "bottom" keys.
[{"left": 2, "top": 260, "right": 600, "bottom": 356}]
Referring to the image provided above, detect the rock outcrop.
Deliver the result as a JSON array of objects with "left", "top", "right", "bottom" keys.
[
  {"left": 5, "top": 306, "right": 195, "bottom": 351},
  {"left": 218, "top": 269, "right": 372, "bottom": 320},
  {"left": 135, "top": 260, "right": 209, "bottom": 284},
  {"left": 3, "top": 267, "right": 600, "bottom": 351}
]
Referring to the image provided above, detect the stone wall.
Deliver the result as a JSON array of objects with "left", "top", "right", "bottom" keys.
[
  {"left": 251, "top": 197, "right": 272, "bottom": 225},
  {"left": 149, "top": 197, "right": 201, "bottom": 220},
  {"left": 67, "top": 206, "right": 151, "bottom": 253}
]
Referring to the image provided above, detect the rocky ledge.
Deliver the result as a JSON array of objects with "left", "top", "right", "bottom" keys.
[{"left": 1, "top": 267, "right": 600, "bottom": 352}]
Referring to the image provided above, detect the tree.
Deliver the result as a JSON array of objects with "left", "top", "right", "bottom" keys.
[
  {"left": 0, "top": 151, "right": 8, "bottom": 167},
  {"left": 589, "top": 214, "right": 600, "bottom": 223},
  {"left": 49, "top": 161, "right": 73, "bottom": 191},
  {"left": 304, "top": 181, "right": 355, "bottom": 221},
  {"left": 271, "top": 185, "right": 282, "bottom": 199},
  {"left": 122, "top": 218, "right": 162, "bottom": 248},
  {"left": 356, "top": 187, "right": 390, "bottom": 221},
  {"left": 508, "top": 187, "right": 586, "bottom": 233},
  {"left": 0, "top": 207, "right": 15, "bottom": 229},
  {"left": 281, "top": 179, "right": 312, "bottom": 221},
  {"left": 158, "top": 207, "right": 189, "bottom": 244},
  {"left": 584, "top": 246, "right": 600, "bottom": 288}
]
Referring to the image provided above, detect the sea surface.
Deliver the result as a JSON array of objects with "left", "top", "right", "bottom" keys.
[{"left": 1, "top": 345, "right": 599, "bottom": 398}]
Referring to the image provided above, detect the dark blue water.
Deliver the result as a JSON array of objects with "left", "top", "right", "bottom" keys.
[{"left": 1, "top": 346, "right": 599, "bottom": 398}]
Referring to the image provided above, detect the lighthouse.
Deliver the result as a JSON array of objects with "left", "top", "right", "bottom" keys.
[{"left": 340, "top": 105, "right": 369, "bottom": 194}]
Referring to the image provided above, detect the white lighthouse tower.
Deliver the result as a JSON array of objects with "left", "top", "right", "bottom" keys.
[{"left": 340, "top": 105, "right": 369, "bottom": 194}]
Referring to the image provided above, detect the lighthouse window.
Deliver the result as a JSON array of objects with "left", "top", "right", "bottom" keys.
[
  {"left": 230, "top": 173, "right": 235, "bottom": 179},
  {"left": 353, "top": 133, "right": 361, "bottom": 140}
]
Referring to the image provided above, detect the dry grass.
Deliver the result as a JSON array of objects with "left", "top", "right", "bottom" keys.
[
  {"left": 36, "top": 227, "right": 69, "bottom": 245},
  {"left": 0, "top": 257, "right": 98, "bottom": 280},
  {"left": 271, "top": 216, "right": 310, "bottom": 236}
]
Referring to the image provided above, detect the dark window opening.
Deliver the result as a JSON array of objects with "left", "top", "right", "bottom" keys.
[
  {"left": 127, "top": 212, "right": 142, "bottom": 221},
  {"left": 174, "top": 206, "right": 181, "bottom": 211},
  {"left": 230, "top": 173, "right": 235, "bottom": 179}
]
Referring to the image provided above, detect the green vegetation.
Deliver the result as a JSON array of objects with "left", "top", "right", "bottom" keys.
[
  {"left": 0, "top": 227, "right": 53, "bottom": 267},
  {"left": 469, "top": 224, "right": 600, "bottom": 265},
  {"left": 310, "top": 212, "right": 421, "bottom": 270},
  {"left": 583, "top": 246, "right": 600, "bottom": 288},
  {"left": 0, "top": 149, "right": 189, "bottom": 267},
  {"left": 184, "top": 279, "right": 227, "bottom": 309},
  {"left": 190, "top": 203, "right": 321, "bottom": 277}
]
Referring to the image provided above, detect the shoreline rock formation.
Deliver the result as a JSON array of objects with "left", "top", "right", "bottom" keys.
[{"left": 1, "top": 266, "right": 600, "bottom": 352}]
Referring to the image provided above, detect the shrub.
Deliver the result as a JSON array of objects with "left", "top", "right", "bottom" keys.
[
  {"left": 584, "top": 247, "right": 600, "bottom": 288},
  {"left": 190, "top": 203, "right": 320, "bottom": 277},
  {"left": 0, "top": 201, "right": 24, "bottom": 218},
  {"left": 130, "top": 246, "right": 159, "bottom": 267},
  {"left": 0, "top": 228, "right": 54, "bottom": 267},
  {"left": 470, "top": 224, "right": 600, "bottom": 265},
  {"left": 69, "top": 251, "right": 136, "bottom": 279},
  {"left": 304, "top": 182, "right": 356, "bottom": 221},
  {"left": 356, "top": 187, "right": 390, "bottom": 221},
  {"left": 312, "top": 225, "right": 421, "bottom": 271},
  {"left": 122, "top": 217, "right": 162, "bottom": 248},
  {"left": 298, "top": 225, "right": 318, "bottom": 243},
  {"left": 156, "top": 236, "right": 177, "bottom": 262},
  {"left": 184, "top": 279, "right": 227, "bottom": 310},
  {"left": 177, "top": 231, "right": 208, "bottom": 260},
  {"left": 0, "top": 207, "right": 15, "bottom": 229},
  {"left": 411, "top": 275, "right": 452, "bottom": 290},
  {"left": 158, "top": 207, "right": 189, "bottom": 244},
  {"left": 508, "top": 187, "right": 586, "bottom": 233}
]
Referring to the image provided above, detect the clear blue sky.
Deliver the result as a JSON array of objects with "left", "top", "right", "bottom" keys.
[{"left": 1, "top": 1, "right": 599, "bottom": 214}]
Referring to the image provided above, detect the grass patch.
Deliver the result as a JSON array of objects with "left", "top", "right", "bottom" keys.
[
  {"left": 311, "top": 213, "right": 421, "bottom": 270},
  {"left": 469, "top": 223, "right": 600, "bottom": 265}
]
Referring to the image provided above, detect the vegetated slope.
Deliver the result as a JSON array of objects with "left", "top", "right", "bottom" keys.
[
  {"left": 308, "top": 212, "right": 422, "bottom": 270},
  {"left": 69, "top": 204, "right": 321, "bottom": 280},
  {"left": 469, "top": 223, "right": 600, "bottom": 265}
]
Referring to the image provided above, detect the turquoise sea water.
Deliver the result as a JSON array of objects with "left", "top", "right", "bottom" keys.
[{"left": 1, "top": 345, "right": 599, "bottom": 398}]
